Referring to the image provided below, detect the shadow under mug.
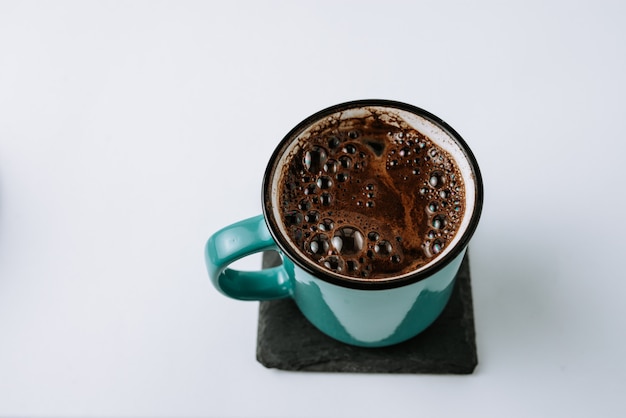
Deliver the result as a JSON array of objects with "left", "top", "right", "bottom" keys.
[{"left": 205, "top": 100, "right": 483, "bottom": 347}]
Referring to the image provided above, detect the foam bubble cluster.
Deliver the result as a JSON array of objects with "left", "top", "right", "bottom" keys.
[{"left": 277, "top": 112, "right": 466, "bottom": 279}]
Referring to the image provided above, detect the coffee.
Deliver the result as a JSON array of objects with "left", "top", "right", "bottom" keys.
[{"left": 268, "top": 106, "right": 468, "bottom": 280}]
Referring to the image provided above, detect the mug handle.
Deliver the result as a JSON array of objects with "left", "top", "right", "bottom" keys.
[{"left": 205, "top": 215, "right": 292, "bottom": 301}]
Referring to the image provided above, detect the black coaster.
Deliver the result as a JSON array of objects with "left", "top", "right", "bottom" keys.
[{"left": 256, "top": 251, "right": 477, "bottom": 374}]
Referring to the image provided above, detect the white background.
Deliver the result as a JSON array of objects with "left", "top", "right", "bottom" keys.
[{"left": 1, "top": 1, "right": 625, "bottom": 417}]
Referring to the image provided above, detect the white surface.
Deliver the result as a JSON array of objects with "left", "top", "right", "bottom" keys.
[{"left": 1, "top": 1, "right": 625, "bottom": 417}]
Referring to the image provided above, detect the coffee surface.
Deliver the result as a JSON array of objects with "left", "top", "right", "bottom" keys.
[{"left": 276, "top": 110, "right": 466, "bottom": 279}]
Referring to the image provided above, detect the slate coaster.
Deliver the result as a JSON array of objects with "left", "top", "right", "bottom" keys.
[{"left": 256, "top": 251, "right": 478, "bottom": 374}]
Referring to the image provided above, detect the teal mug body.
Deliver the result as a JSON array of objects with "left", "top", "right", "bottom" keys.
[{"left": 205, "top": 100, "right": 483, "bottom": 347}]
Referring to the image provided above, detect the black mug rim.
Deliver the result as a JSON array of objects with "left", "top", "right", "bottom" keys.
[{"left": 262, "top": 99, "right": 484, "bottom": 290}]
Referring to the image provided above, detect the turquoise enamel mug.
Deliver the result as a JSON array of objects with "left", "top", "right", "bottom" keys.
[{"left": 205, "top": 100, "right": 483, "bottom": 347}]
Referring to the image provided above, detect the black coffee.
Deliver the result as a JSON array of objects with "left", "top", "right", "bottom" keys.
[{"left": 275, "top": 108, "right": 466, "bottom": 279}]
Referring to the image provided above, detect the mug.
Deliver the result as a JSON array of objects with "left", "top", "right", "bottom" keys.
[{"left": 205, "top": 100, "right": 483, "bottom": 347}]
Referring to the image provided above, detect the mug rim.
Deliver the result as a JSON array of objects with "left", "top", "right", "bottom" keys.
[{"left": 262, "top": 99, "right": 484, "bottom": 290}]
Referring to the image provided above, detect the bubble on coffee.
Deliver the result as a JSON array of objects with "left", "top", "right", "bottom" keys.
[
  {"left": 276, "top": 110, "right": 466, "bottom": 279},
  {"left": 332, "top": 226, "right": 365, "bottom": 255}
]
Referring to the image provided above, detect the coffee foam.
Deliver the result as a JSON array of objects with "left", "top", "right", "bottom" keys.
[{"left": 268, "top": 106, "right": 476, "bottom": 281}]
